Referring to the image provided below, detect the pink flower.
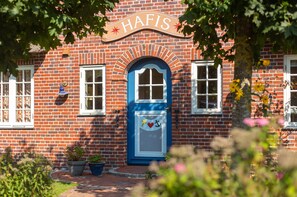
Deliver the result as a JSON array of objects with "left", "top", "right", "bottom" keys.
[
  {"left": 256, "top": 118, "right": 269, "bottom": 127},
  {"left": 243, "top": 118, "right": 256, "bottom": 127},
  {"left": 276, "top": 172, "right": 284, "bottom": 180},
  {"left": 174, "top": 163, "right": 186, "bottom": 173},
  {"left": 278, "top": 118, "right": 284, "bottom": 126}
]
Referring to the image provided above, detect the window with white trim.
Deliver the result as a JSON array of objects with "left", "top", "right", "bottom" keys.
[
  {"left": 135, "top": 64, "right": 167, "bottom": 103},
  {"left": 0, "top": 66, "right": 34, "bottom": 128},
  {"left": 284, "top": 55, "right": 297, "bottom": 127},
  {"left": 80, "top": 65, "right": 105, "bottom": 115},
  {"left": 191, "top": 61, "right": 222, "bottom": 114}
]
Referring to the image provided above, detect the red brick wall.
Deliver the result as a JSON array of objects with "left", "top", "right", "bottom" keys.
[{"left": 0, "top": 0, "right": 294, "bottom": 169}]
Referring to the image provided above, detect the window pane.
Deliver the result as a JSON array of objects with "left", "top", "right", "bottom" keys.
[
  {"left": 291, "top": 76, "right": 297, "bottom": 90},
  {"left": 291, "top": 60, "right": 297, "bottom": 67},
  {"left": 208, "top": 66, "right": 217, "bottom": 78},
  {"left": 197, "top": 81, "right": 206, "bottom": 94},
  {"left": 25, "top": 84, "right": 31, "bottom": 95},
  {"left": 16, "top": 110, "right": 23, "bottom": 122},
  {"left": 24, "top": 70, "right": 31, "bottom": 82},
  {"left": 16, "top": 97, "right": 23, "bottom": 109},
  {"left": 291, "top": 67, "right": 297, "bottom": 74},
  {"left": 3, "top": 97, "right": 9, "bottom": 109},
  {"left": 291, "top": 113, "right": 297, "bottom": 122},
  {"left": 2, "top": 110, "right": 9, "bottom": 122},
  {"left": 139, "top": 69, "right": 150, "bottom": 84},
  {"left": 291, "top": 92, "right": 297, "bottom": 106},
  {"left": 86, "top": 84, "right": 93, "bottom": 96},
  {"left": 95, "top": 70, "right": 102, "bottom": 82},
  {"left": 24, "top": 97, "right": 31, "bottom": 109},
  {"left": 17, "top": 84, "right": 22, "bottom": 95},
  {"left": 95, "top": 84, "right": 102, "bottom": 96},
  {"left": 209, "top": 81, "right": 217, "bottom": 93},
  {"left": 197, "top": 66, "right": 206, "bottom": 79},
  {"left": 85, "top": 70, "right": 93, "bottom": 82},
  {"left": 94, "top": 97, "right": 103, "bottom": 110},
  {"left": 25, "top": 110, "right": 31, "bottom": 122},
  {"left": 3, "top": 84, "right": 9, "bottom": 95},
  {"left": 17, "top": 71, "right": 23, "bottom": 82},
  {"left": 197, "top": 96, "right": 206, "bottom": 108},
  {"left": 152, "top": 69, "right": 163, "bottom": 84},
  {"left": 209, "top": 95, "right": 217, "bottom": 109},
  {"left": 85, "top": 98, "right": 93, "bottom": 110},
  {"left": 152, "top": 86, "right": 163, "bottom": 99},
  {"left": 139, "top": 86, "right": 150, "bottom": 99}
]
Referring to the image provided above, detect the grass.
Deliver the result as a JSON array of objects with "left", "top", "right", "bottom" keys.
[{"left": 52, "top": 181, "right": 77, "bottom": 197}]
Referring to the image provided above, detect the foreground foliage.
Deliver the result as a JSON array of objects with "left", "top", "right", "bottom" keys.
[
  {"left": 131, "top": 118, "right": 297, "bottom": 197},
  {"left": 0, "top": 148, "right": 53, "bottom": 196},
  {"left": 0, "top": 0, "right": 119, "bottom": 75},
  {"left": 179, "top": 0, "right": 297, "bottom": 128}
]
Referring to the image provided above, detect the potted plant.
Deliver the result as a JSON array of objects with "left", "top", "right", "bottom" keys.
[
  {"left": 88, "top": 154, "right": 105, "bottom": 176},
  {"left": 65, "top": 145, "right": 86, "bottom": 176}
]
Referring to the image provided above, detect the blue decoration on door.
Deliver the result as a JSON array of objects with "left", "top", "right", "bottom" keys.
[{"left": 127, "top": 58, "right": 172, "bottom": 165}]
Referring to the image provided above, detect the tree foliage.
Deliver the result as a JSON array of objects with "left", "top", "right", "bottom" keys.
[
  {"left": 0, "top": 0, "right": 118, "bottom": 74},
  {"left": 179, "top": 0, "right": 297, "bottom": 127}
]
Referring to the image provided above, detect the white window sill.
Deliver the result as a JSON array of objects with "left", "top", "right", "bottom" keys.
[
  {"left": 78, "top": 112, "right": 106, "bottom": 117},
  {"left": 0, "top": 125, "right": 34, "bottom": 129},
  {"left": 191, "top": 109, "right": 222, "bottom": 115}
]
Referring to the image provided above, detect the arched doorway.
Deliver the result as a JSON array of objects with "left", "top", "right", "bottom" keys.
[{"left": 127, "top": 58, "right": 172, "bottom": 165}]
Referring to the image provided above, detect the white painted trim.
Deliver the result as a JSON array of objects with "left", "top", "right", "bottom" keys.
[
  {"left": 134, "top": 110, "right": 167, "bottom": 157},
  {"left": 79, "top": 65, "right": 106, "bottom": 115},
  {"left": 0, "top": 65, "right": 34, "bottom": 128},
  {"left": 135, "top": 64, "right": 167, "bottom": 103},
  {"left": 191, "top": 61, "right": 222, "bottom": 114},
  {"left": 284, "top": 55, "right": 297, "bottom": 128}
]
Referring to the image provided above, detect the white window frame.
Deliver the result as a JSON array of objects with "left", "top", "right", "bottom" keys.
[
  {"left": 135, "top": 64, "right": 167, "bottom": 103},
  {"left": 284, "top": 55, "right": 297, "bottom": 128},
  {"left": 191, "top": 61, "right": 222, "bottom": 114},
  {"left": 0, "top": 65, "right": 34, "bottom": 128},
  {"left": 80, "top": 65, "right": 106, "bottom": 115}
]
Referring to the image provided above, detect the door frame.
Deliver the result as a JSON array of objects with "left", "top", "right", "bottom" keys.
[{"left": 127, "top": 58, "right": 172, "bottom": 165}]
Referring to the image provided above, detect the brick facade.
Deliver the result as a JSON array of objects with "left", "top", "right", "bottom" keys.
[{"left": 0, "top": 0, "right": 295, "bottom": 169}]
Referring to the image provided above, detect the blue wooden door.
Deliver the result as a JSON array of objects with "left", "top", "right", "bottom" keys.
[{"left": 127, "top": 58, "right": 172, "bottom": 165}]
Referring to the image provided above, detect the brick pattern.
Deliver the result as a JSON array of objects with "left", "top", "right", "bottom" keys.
[{"left": 0, "top": 0, "right": 295, "bottom": 169}]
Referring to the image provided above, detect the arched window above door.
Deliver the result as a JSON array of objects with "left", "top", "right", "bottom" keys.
[{"left": 135, "top": 64, "right": 167, "bottom": 103}]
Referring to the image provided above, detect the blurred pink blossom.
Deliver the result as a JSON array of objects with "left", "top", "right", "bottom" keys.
[
  {"left": 278, "top": 118, "right": 284, "bottom": 126},
  {"left": 174, "top": 163, "right": 186, "bottom": 173},
  {"left": 256, "top": 118, "right": 269, "bottom": 126},
  {"left": 276, "top": 172, "right": 284, "bottom": 180},
  {"left": 243, "top": 118, "right": 256, "bottom": 127}
]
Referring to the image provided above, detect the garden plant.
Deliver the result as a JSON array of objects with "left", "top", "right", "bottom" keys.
[
  {"left": 131, "top": 118, "right": 297, "bottom": 197},
  {"left": 0, "top": 147, "right": 53, "bottom": 196}
]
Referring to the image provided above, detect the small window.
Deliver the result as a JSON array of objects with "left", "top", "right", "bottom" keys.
[
  {"left": 135, "top": 64, "right": 166, "bottom": 103},
  {"left": 191, "top": 61, "right": 222, "bottom": 114},
  {"left": 284, "top": 55, "right": 297, "bottom": 127},
  {"left": 0, "top": 66, "right": 34, "bottom": 128},
  {"left": 80, "top": 65, "right": 105, "bottom": 115}
]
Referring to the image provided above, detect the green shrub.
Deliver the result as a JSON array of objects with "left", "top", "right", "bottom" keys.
[
  {"left": 0, "top": 148, "right": 53, "bottom": 197},
  {"left": 131, "top": 118, "right": 297, "bottom": 197},
  {"left": 65, "top": 145, "right": 85, "bottom": 161}
]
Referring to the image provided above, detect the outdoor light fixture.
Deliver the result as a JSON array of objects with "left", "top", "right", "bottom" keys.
[{"left": 58, "top": 83, "right": 68, "bottom": 97}]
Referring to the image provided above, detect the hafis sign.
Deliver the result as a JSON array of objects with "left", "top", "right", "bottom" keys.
[{"left": 102, "top": 11, "right": 189, "bottom": 42}]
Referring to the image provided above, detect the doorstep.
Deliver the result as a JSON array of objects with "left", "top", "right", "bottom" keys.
[{"left": 109, "top": 165, "right": 150, "bottom": 179}]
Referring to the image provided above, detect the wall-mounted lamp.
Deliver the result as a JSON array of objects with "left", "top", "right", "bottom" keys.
[
  {"left": 62, "top": 48, "right": 70, "bottom": 57},
  {"left": 58, "top": 83, "right": 68, "bottom": 97}
]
